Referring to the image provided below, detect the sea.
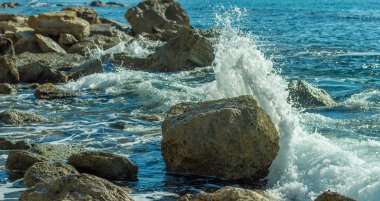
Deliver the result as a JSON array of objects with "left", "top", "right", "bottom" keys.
[{"left": 0, "top": 0, "right": 379, "bottom": 200}]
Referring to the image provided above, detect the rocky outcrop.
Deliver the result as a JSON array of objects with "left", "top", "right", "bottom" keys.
[
  {"left": 34, "top": 34, "right": 67, "bottom": 54},
  {"left": 58, "top": 33, "right": 78, "bottom": 46},
  {"left": 28, "top": 11, "right": 90, "bottom": 40},
  {"left": 34, "top": 83, "right": 78, "bottom": 99},
  {"left": 18, "top": 62, "right": 68, "bottom": 84},
  {"left": 0, "top": 83, "right": 16, "bottom": 94},
  {"left": 0, "top": 55, "right": 19, "bottom": 83},
  {"left": 179, "top": 187, "right": 277, "bottom": 201},
  {"left": 125, "top": 0, "right": 190, "bottom": 40},
  {"left": 314, "top": 191, "right": 356, "bottom": 201},
  {"left": 0, "top": 36, "right": 15, "bottom": 56},
  {"left": 68, "top": 151, "right": 138, "bottom": 181},
  {"left": 161, "top": 95, "right": 279, "bottom": 181},
  {"left": 0, "top": 109, "right": 43, "bottom": 125},
  {"left": 288, "top": 80, "right": 336, "bottom": 108},
  {"left": 0, "top": 138, "right": 31, "bottom": 150},
  {"left": 19, "top": 173, "right": 134, "bottom": 201},
  {"left": 23, "top": 162, "right": 79, "bottom": 187},
  {"left": 61, "top": 7, "right": 100, "bottom": 24}
]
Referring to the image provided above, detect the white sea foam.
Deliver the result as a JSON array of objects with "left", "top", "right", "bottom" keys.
[{"left": 206, "top": 8, "right": 380, "bottom": 201}]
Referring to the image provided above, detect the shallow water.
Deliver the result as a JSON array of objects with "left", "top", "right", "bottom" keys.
[{"left": 1, "top": 0, "right": 379, "bottom": 201}]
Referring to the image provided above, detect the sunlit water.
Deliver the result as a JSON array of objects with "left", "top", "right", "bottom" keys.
[{"left": 0, "top": 0, "right": 379, "bottom": 201}]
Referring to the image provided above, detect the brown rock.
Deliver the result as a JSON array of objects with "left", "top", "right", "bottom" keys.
[
  {"left": 67, "top": 58, "right": 103, "bottom": 80},
  {"left": 34, "top": 83, "right": 77, "bottom": 99},
  {"left": 28, "top": 11, "right": 90, "bottom": 40},
  {"left": 5, "top": 150, "right": 46, "bottom": 172},
  {"left": 314, "top": 191, "right": 356, "bottom": 201},
  {"left": 0, "top": 83, "right": 16, "bottom": 94},
  {"left": 62, "top": 6, "right": 100, "bottom": 24},
  {"left": 161, "top": 95, "right": 279, "bottom": 181},
  {"left": 0, "top": 109, "right": 44, "bottom": 125},
  {"left": 58, "top": 33, "right": 78, "bottom": 46},
  {"left": 19, "top": 173, "right": 134, "bottom": 201},
  {"left": 0, "top": 36, "right": 15, "bottom": 56},
  {"left": 0, "top": 55, "right": 19, "bottom": 83},
  {"left": 14, "top": 37, "right": 42, "bottom": 54},
  {"left": 18, "top": 62, "right": 68, "bottom": 84},
  {"left": 68, "top": 151, "right": 138, "bottom": 181},
  {"left": 34, "top": 34, "right": 67, "bottom": 54},
  {"left": 0, "top": 138, "right": 31, "bottom": 150}
]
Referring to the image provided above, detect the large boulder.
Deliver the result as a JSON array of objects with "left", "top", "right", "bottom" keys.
[
  {"left": 179, "top": 186, "right": 277, "bottom": 201},
  {"left": 61, "top": 7, "right": 100, "bottom": 24},
  {"left": 24, "top": 162, "right": 79, "bottom": 187},
  {"left": 68, "top": 151, "right": 138, "bottom": 181},
  {"left": 0, "top": 109, "right": 43, "bottom": 125},
  {"left": 161, "top": 95, "right": 279, "bottom": 181},
  {"left": 6, "top": 150, "right": 47, "bottom": 172},
  {"left": 18, "top": 62, "right": 68, "bottom": 84},
  {"left": 0, "top": 36, "right": 15, "bottom": 56},
  {"left": 19, "top": 173, "right": 134, "bottom": 201},
  {"left": 34, "top": 83, "right": 78, "bottom": 99},
  {"left": 28, "top": 11, "right": 90, "bottom": 40},
  {"left": 0, "top": 83, "right": 16, "bottom": 94},
  {"left": 0, "top": 55, "right": 19, "bottom": 83},
  {"left": 288, "top": 80, "right": 336, "bottom": 108},
  {"left": 314, "top": 191, "right": 356, "bottom": 201},
  {"left": 34, "top": 34, "right": 67, "bottom": 54},
  {"left": 125, "top": 0, "right": 190, "bottom": 40}
]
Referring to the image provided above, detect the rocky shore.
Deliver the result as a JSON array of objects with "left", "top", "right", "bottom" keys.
[{"left": 0, "top": 0, "right": 354, "bottom": 201}]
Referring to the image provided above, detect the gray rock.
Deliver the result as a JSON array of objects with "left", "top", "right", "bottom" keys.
[
  {"left": 34, "top": 83, "right": 77, "bottom": 99},
  {"left": 0, "top": 55, "right": 19, "bottom": 83},
  {"left": 0, "top": 109, "right": 44, "bottom": 125},
  {"left": 34, "top": 34, "right": 67, "bottom": 54},
  {"left": 162, "top": 95, "right": 279, "bottom": 181},
  {"left": 30, "top": 143, "right": 84, "bottom": 161},
  {"left": 24, "top": 162, "right": 79, "bottom": 187},
  {"left": 18, "top": 61, "right": 68, "bottom": 84},
  {"left": 90, "top": 0, "right": 105, "bottom": 7},
  {"left": 67, "top": 58, "right": 103, "bottom": 80},
  {"left": 13, "top": 37, "right": 42, "bottom": 54},
  {"left": 0, "top": 36, "right": 15, "bottom": 56},
  {"left": 58, "top": 33, "right": 78, "bottom": 46},
  {"left": 16, "top": 52, "right": 84, "bottom": 68},
  {"left": 314, "top": 191, "right": 356, "bottom": 201},
  {"left": 19, "top": 173, "right": 134, "bottom": 201},
  {"left": 0, "top": 83, "right": 16, "bottom": 94},
  {"left": 288, "top": 80, "right": 336, "bottom": 108},
  {"left": 0, "top": 138, "right": 31, "bottom": 150},
  {"left": 6, "top": 150, "right": 47, "bottom": 172},
  {"left": 68, "top": 151, "right": 138, "bottom": 181}
]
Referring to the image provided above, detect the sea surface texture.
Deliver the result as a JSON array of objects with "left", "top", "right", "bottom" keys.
[{"left": 0, "top": 0, "right": 379, "bottom": 201}]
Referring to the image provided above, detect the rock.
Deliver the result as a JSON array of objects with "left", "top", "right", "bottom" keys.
[
  {"left": 62, "top": 6, "right": 100, "bottom": 24},
  {"left": 106, "top": 2, "right": 125, "bottom": 6},
  {"left": 18, "top": 62, "right": 68, "bottom": 84},
  {"left": 16, "top": 52, "right": 84, "bottom": 68},
  {"left": 90, "top": 0, "right": 105, "bottom": 7},
  {"left": 0, "top": 36, "right": 15, "bottom": 56},
  {"left": 5, "top": 150, "right": 47, "bottom": 172},
  {"left": 14, "top": 37, "right": 42, "bottom": 54},
  {"left": 0, "top": 83, "right": 16, "bottom": 94},
  {"left": 67, "top": 58, "right": 103, "bottom": 80},
  {"left": 125, "top": 0, "right": 190, "bottom": 39},
  {"left": 58, "top": 33, "right": 78, "bottom": 46},
  {"left": 0, "top": 138, "right": 31, "bottom": 150},
  {"left": 34, "top": 83, "right": 77, "bottom": 99},
  {"left": 17, "top": 83, "right": 40, "bottom": 90},
  {"left": 161, "top": 95, "right": 279, "bottom": 181},
  {"left": 34, "top": 34, "right": 67, "bottom": 54},
  {"left": 0, "top": 56, "right": 19, "bottom": 83},
  {"left": 14, "top": 27, "right": 35, "bottom": 40},
  {"left": 314, "top": 191, "right": 356, "bottom": 201},
  {"left": 30, "top": 143, "right": 84, "bottom": 161},
  {"left": 23, "top": 162, "right": 79, "bottom": 187},
  {"left": 90, "top": 23, "right": 120, "bottom": 37},
  {"left": 0, "top": 109, "right": 43, "bottom": 125},
  {"left": 68, "top": 151, "right": 138, "bottom": 181},
  {"left": 0, "top": 2, "right": 21, "bottom": 8},
  {"left": 19, "top": 173, "right": 134, "bottom": 201},
  {"left": 28, "top": 11, "right": 90, "bottom": 40},
  {"left": 179, "top": 186, "right": 277, "bottom": 201},
  {"left": 0, "top": 13, "right": 28, "bottom": 23},
  {"left": 288, "top": 80, "right": 336, "bottom": 108},
  {"left": 99, "top": 17, "right": 130, "bottom": 32}
]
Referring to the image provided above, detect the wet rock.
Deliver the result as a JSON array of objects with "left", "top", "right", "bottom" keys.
[
  {"left": 67, "top": 58, "right": 103, "bottom": 80},
  {"left": 24, "top": 162, "right": 79, "bottom": 187},
  {"left": 68, "top": 151, "right": 138, "bottom": 181},
  {"left": 19, "top": 173, "right": 134, "bottom": 201},
  {"left": 109, "top": 121, "right": 126, "bottom": 130},
  {"left": 0, "top": 83, "right": 16, "bottom": 94},
  {"left": 139, "top": 115, "right": 162, "bottom": 122},
  {"left": 314, "top": 191, "right": 356, "bottom": 201},
  {"left": 0, "top": 36, "right": 15, "bottom": 56},
  {"left": 0, "top": 2, "right": 21, "bottom": 8},
  {"left": 161, "top": 95, "right": 279, "bottom": 181},
  {"left": 14, "top": 37, "right": 42, "bottom": 54},
  {"left": 0, "top": 109, "right": 43, "bottom": 125},
  {"left": 28, "top": 11, "right": 90, "bottom": 40},
  {"left": 6, "top": 150, "right": 47, "bottom": 172},
  {"left": 179, "top": 186, "right": 277, "bottom": 201},
  {"left": 125, "top": 0, "right": 190, "bottom": 40},
  {"left": 0, "top": 138, "right": 31, "bottom": 150},
  {"left": 18, "top": 62, "right": 68, "bottom": 84},
  {"left": 62, "top": 6, "right": 100, "bottom": 24},
  {"left": 106, "top": 2, "right": 125, "bottom": 6},
  {"left": 30, "top": 143, "right": 84, "bottom": 161},
  {"left": 90, "top": 0, "right": 105, "bottom": 7},
  {"left": 0, "top": 55, "right": 19, "bottom": 83},
  {"left": 288, "top": 80, "right": 336, "bottom": 108},
  {"left": 34, "top": 83, "right": 77, "bottom": 99},
  {"left": 58, "top": 33, "right": 78, "bottom": 46},
  {"left": 34, "top": 34, "right": 67, "bottom": 54}
]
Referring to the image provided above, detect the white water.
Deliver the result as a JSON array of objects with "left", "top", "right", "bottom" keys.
[{"left": 205, "top": 8, "right": 380, "bottom": 201}]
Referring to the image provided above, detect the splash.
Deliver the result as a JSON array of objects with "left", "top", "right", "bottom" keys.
[{"left": 205, "top": 8, "right": 380, "bottom": 201}]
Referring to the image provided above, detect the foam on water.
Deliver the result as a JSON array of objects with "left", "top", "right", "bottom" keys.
[{"left": 205, "top": 8, "right": 380, "bottom": 201}]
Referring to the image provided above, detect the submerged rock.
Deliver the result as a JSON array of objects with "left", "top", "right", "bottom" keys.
[
  {"left": 0, "top": 36, "right": 15, "bottom": 56},
  {"left": 179, "top": 186, "right": 277, "bottom": 201},
  {"left": 24, "top": 162, "right": 79, "bottom": 187},
  {"left": 0, "top": 138, "right": 31, "bottom": 150},
  {"left": 314, "top": 191, "right": 356, "bottom": 201},
  {"left": 0, "top": 109, "right": 43, "bottom": 125},
  {"left": 34, "top": 83, "right": 78, "bottom": 99},
  {"left": 0, "top": 83, "right": 16, "bottom": 94},
  {"left": 19, "top": 173, "right": 134, "bottom": 201},
  {"left": 68, "top": 151, "right": 138, "bottom": 181},
  {"left": 90, "top": 0, "right": 105, "bottom": 7},
  {"left": 288, "top": 80, "right": 336, "bottom": 108},
  {"left": 0, "top": 55, "right": 19, "bottom": 83},
  {"left": 161, "top": 95, "right": 279, "bottom": 181},
  {"left": 34, "top": 34, "right": 67, "bottom": 54}
]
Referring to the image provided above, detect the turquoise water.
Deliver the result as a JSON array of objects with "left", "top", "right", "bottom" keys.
[{"left": 0, "top": 0, "right": 379, "bottom": 200}]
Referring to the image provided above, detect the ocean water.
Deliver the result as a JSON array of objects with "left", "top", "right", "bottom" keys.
[{"left": 1, "top": 0, "right": 380, "bottom": 201}]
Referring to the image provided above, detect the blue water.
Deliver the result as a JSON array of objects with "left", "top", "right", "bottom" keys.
[{"left": 0, "top": 0, "right": 379, "bottom": 200}]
